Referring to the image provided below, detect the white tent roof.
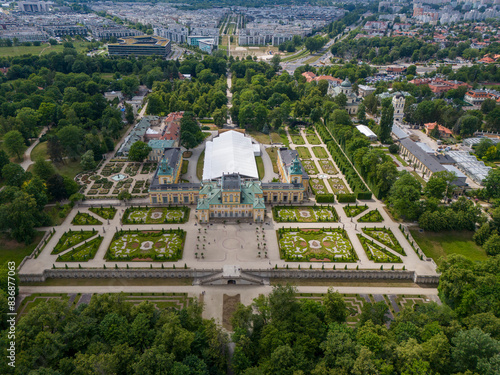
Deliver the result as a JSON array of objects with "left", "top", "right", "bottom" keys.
[
  {"left": 202, "top": 131, "right": 259, "bottom": 180},
  {"left": 356, "top": 125, "right": 377, "bottom": 139}
]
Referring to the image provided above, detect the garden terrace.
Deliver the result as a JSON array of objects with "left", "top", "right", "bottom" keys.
[
  {"left": 319, "top": 160, "right": 338, "bottom": 175},
  {"left": 344, "top": 204, "right": 368, "bottom": 217},
  {"left": 52, "top": 230, "right": 98, "bottom": 255},
  {"left": 123, "top": 206, "right": 189, "bottom": 224},
  {"left": 357, "top": 234, "right": 402, "bottom": 263},
  {"left": 89, "top": 207, "right": 117, "bottom": 220},
  {"left": 359, "top": 209, "right": 384, "bottom": 223},
  {"left": 71, "top": 212, "right": 102, "bottom": 226},
  {"left": 57, "top": 237, "right": 103, "bottom": 262},
  {"left": 106, "top": 229, "right": 185, "bottom": 261},
  {"left": 310, "top": 178, "right": 328, "bottom": 195},
  {"left": 295, "top": 147, "right": 312, "bottom": 159},
  {"left": 312, "top": 146, "right": 329, "bottom": 159},
  {"left": 273, "top": 206, "right": 338, "bottom": 223},
  {"left": 328, "top": 177, "right": 349, "bottom": 195},
  {"left": 278, "top": 228, "right": 358, "bottom": 262},
  {"left": 362, "top": 227, "right": 406, "bottom": 256},
  {"left": 290, "top": 133, "right": 305, "bottom": 145},
  {"left": 302, "top": 160, "right": 319, "bottom": 175},
  {"left": 306, "top": 134, "right": 321, "bottom": 145}
]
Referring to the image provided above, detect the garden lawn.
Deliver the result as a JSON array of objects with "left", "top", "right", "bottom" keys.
[
  {"left": 89, "top": 207, "right": 117, "bottom": 220},
  {"left": 409, "top": 230, "right": 487, "bottom": 265},
  {"left": 72, "top": 212, "right": 102, "bottom": 226},
  {"left": 106, "top": 230, "right": 185, "bottom": 261},
  {"left": 196, "top": 150, "right": 205, "bottom": 181},
  {"left": 278, "top": 228, "right": 357, "bottom": 262},
  {"left": 248, "top": 130, "right": 271, "bottom": 144},
  {"left": 306, "top": 134, "right": 321, "bottom": 145},
  {"left": 359, "top": 209, "right": 383, "bottom": 223},
  {"left": 302, "top": 160, "right": 319, "bottom": 175},
  {"left": 357, "top": 234, "right": 402, "bottom": 263},
  {"left": 295, "top": 147, "right": 312, "bottom": 159},
  {"left": 57, "top": 237, "right": 103, "bottom": 262},
  {"left": 273, "top": 206, "right": 338, "bottom": 222},
  {"left": 255, "top": 156, "right": 265, "bottom": 179},
  {"left": 328, "top": 177, "right": 349, "bottom": 194},
  {"left": 44, "top": 204, "right": 72, "bottom": 226},
  {"left": 0, "top": 232, "right": 45, "bottom": 267},
  {"left": 266, "top": 148, "right": 279, "bottom": 173},
  {"left": 52, "top": 230, "right": 97, "bottom": 254},
  {"left": 344, "top": 205, "right": 368, "bottom": 217},
  {"left": 290, "top": 134, "right": 305, "bottom": 145},
  {"left": 270, "top": 132, "right": 282, "bottom": 144},
  {"left": 362, "top": 228, "right": 406, "bottom": 256},
  {"left": 123, "top": 207, "right": 189, "bottom": 224},
  {"left": 181, "top": 160, "right": 189, "bottom": 174},
  {"left": 30, "top": 142, "right": 48, "bottom": 161},
  {"left": 55, "top": 159, "right": 84, "bottom": 180},
  {"left": 312, "top": 147, "right": 329, "bottom": 159}
]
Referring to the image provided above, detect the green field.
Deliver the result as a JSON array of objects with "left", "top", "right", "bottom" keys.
[
  {"left": 410, "top": 230, "right": 487, "bottom": 265},
  {"left": 256, "top": 156, "right": 265, "bottom": 179},
  {"left": 196, "top": 150, "right": 205, "bottom": 181},
  {"left": 266, "top": 147, "right": 279, "bottom": 174},
  {"left": 30, "top": 142, "right": 48, "bottom": 161},
  {"left": 0, "top": 41, "right": 93, "bottom": 57},
  {"left": 0, "top": 232, "right": 45, "bottom": 267}
]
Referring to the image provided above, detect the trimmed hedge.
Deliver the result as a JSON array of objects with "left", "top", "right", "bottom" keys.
[
  {"left": 338, "top": 194, "right": 357, "bottom": 203},
  {"left": 316, "top": 194, "right": 335, "bottom": 203},
  {"left": 357, "top": 192, "right": 373, "bottom": 200}
]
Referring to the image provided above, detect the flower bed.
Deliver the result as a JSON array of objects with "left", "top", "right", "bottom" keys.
[
  {"left": 106, "top": 229, "right": 185, "bottom": 261},
  {"left": 295, "top": 147, "right": 312, "bottom": 159},
  {"left": 328, "top": 177, "right": 349, "bottom": 194},
  {"left": 358, "top": 209, "right": 383, "bottom": 223},
  {"left": 273, "top": 206, "right": 338, "bottom": 222},
  {"left": 72, "top": 212, "right": 102, "bottom": 226},
  {"left": 89, "top": 207, "right": 117, "bottom": 220},
  {"left": 357, "top": 234, "right": 402, "bottom": 263},
  {"left": 310, "top": 178, "right": 328, "bottom": 195},
  {"left": 123, "top": 206, "right": 189, "bottom": 224},
  {"left": 52, "top": 230, "right": 97, "bottom": 254},
  {"left": 302, "top": 160, "right": 319, "bottom": 175},
  {"left": 319, "top": 159, "right": 338, "bottom": 174},
  {"left": 278, "top": 227, "right": 357, "bottom": 262},
  {"left": 362, "top": 227, "right": 406, "bottom": 255},
  {"left": 57, "top": 236, "right": 103, "bottom": 262},
  {"left": 343, "top": 204, "right": 368, "bottom": 217}
]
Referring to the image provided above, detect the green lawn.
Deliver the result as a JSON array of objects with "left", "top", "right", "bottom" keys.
[
  {"left": 306, "top": 134, "right": 321, "bottom": 145},
  {"left": 30, "top": 142, "right": 48, "bottom": 161},
  {"left": 290, "top": 134, "right": 305, "bottom": 145},
  {"left": 295, "top": 146, "right": 312, "bottom": 159},
  {"left": 0, "top": 41, "right": 93, "bottom": 57},
  {"left": 55, "top": 159, "right": 84, "bottom": 180},
  {"left": 181, "top": 160, "right": 189, "bottom": 174},
  {"left": 410, "top": 230, "right": 488, "bottom": 265},
  {"left": 0, "top": 232, "right": 45, "bottom": 267},
  {"left": 312, "top": 146, "right": 329, "bottom": 159},
  {"left": 266, "top": 147, "right": 279, "bottom": 174},
  {"left": 247, "top": 130, "right": 271, "bottom": 145},
  {"left": 255, "top": 156, "right": 265, "bottom": 179},
  {"left": 196, "top": 150, "right": 205, "bottom": 181}
]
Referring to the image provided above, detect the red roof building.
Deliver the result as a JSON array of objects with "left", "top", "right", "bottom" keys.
[{"left": 425, "top": 122, "right": 453, "bottom": 138}]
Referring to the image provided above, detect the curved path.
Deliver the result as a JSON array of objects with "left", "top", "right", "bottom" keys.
[{"left": 21, "top": 126, "right": 48, "bottom": 171}]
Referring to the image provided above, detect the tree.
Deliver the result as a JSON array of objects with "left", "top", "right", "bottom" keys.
[
  {"left": 212, "top": 107, "right": 227, "bottom": 128},
  {"left": 80, "top": 150, "right": 97, "bottom": 171},
  {"left": 388, "top": 172, "right": 422, "bottom": 220},
  {"left": 117, "top": 190, "right": 132, "bottom": 201},
  {"left": 3, "top": 130, "right": 26, "bottom": 159},
  {"left": 323, "top": 288, "right": 348, "bottom": 324},
  {"left": 456, "top": 115, "right": 481, "bottom": 137},
  {"left": 47, "top": 136, "right": 64, "bottom": 164},
  {"left": 473, "top": 222, "right": 493, "bottom": 246},
  {"left": 451, "top": 328, "right": 500, "bottom": 374},
  {"left": 1, "top": 163, "right": 28, "bottom": 187},
  {"left": 388, "top": 144, "right": 399, "bottom": 154},
  {"left": 482, "top": 98, "right": 498, "bottom": 115},
  {"left": 0, "top": 150, "right": 10, "bottom": 173},
  {"left": 16, "top": 107, "right": 40, "bottom": 137},
  {"left": 358, "top": 302, "right": 390, "bottom": 326},
  {"left": 378, "top": 103, "right": 394, "bottom": 143},
  {"left": 57, "top": 125, "right": 84, "bottom": 159},
  {"left": 407, "top": 65, "right": 417, "bottom": 75},
  {"left": 424, "top": 171, "right": 456, "bottom": 200},
  {"left": 363, "top": 94, "right": 378, "bottom": 115},
  {"left": 483, "top": 168, "right": 500, "bottom": 200},
  {"left": 334, "top": 93, "right": 347, "bottom": 108},
  {"left": 128, "top": 141, "right": 152, "bottom": 162},
  {"left": 125, "top": 103, "right": 135, "bottom": 125},
  {"left": 357, "top": 103, "right": 366, "bottom": 123},
  {"left": 271, "top": 55, "right": 281, "bottom": 71},
  {"left": 23, "top": 176, "right": 48, "bottom": 210},
  {"left": 483, "top": 233, "right": 500, "bottom": 256},
  {"left": 46, "top": 174, "right": 68, "bottom": 201}
]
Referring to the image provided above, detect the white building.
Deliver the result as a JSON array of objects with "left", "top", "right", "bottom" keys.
[{"left": 392, "top": 92, "right": 405, "bottom": 123}]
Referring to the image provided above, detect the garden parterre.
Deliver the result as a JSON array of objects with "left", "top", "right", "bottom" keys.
[
  {"left": 106, "top": 230, "right": 185, "bottom": 261},
  {"left": 273, "top": 206, "right": 338, "bottom": 222},
  {"left": 72, "top": 212, "right": 102, "bottom": 226},
  {"left": 278, "top": 228, "right": 358, "bottom": 262},
  {"left": 357, "top": 234, "right": 402, "bottom": 263},
  {"left": 362, "top": 227, "right": 406, "bottom": 256},
  {"left": 57, "top": 237, "right": 103, "bottom": 262},
  {"left": 123, "top": 207, "right": 189, "bottom": 224},
  {"left": 52, "top": 230, "right": 98, "bottom": 255}
]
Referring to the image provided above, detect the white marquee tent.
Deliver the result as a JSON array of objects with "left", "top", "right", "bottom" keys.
[{"left": 202, "top": 130, "right": 259, "bottom": 181}]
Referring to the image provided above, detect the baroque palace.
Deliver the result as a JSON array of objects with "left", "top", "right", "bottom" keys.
[{"left": 148, "top": 130, "right": 309, "bottom": 222}]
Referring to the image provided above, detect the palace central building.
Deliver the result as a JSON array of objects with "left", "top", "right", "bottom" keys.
[{"left": 149, "top": 130, "right": 309, "bottom": 222}]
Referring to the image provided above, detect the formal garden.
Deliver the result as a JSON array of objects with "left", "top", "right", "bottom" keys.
[
  {"left": 310, "top": 178, "right": 328, "bottom": 195},
  {"left": 89, "top": 207, "right": 117, "bottom": 220},
  {"left": 56, "top": 236, "right": 103, "bottom": 262},
  {"left": 71, "top": 212, "right": 102, "bottom": 226},
  {"left": 295, "top": 147, "right": 312, "bottom": 159},
  {"left": 318, "top": 159, "right": 338, "bottom": 175},
  {"left": 122, "top": 206, "right": 189, "bottom": 224},
  {"left": 362, "top": 227, "right": 406, "bottom": 256},
  {"left": 358, "top": 209, "right": 384, "bottom": 223},
  {"left": 344, "top": 204, "right": 368, "bottom": 217},
  {"left": 278, "top": 228, "right": 358, "bottom": 262},
  {"left": 357, "top": 234, "right": 402, "bottom": 263},
  {"left": 328, "top": 177, "right": 349, "bottom": 194},
  {"left": 312, "top": 146, "right": 329, "bottom": 159},
  {"left": 273, "top": 206, "right": 338, "bottom": 222},
  {"left": 106, "top": 229, "right": 185, "bottom": 261},
  {"left": 52, "top": 230, "right": 99, "bottom": 255},
  {"left": 302, "top": 160, "right": 319, "bottom": 175}
]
